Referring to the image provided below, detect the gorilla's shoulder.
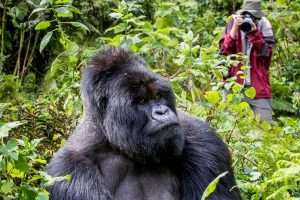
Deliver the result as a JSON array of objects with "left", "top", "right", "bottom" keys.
[
  {"left": 178, "top": 111, "right": 211, "bottom": 131},
  {"left": 177, "top": 110, "right": 237, "bottom": 199},
  {"left": 177, "top": 110, "right": 223, "bottom": 143},
  {"left": 177, "top": 110, "right": 230, "bottom": 159}
]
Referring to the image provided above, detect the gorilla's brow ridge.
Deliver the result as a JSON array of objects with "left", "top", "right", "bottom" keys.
[{"left": 124, "top": 72, "right": 169, "bottom": 102}]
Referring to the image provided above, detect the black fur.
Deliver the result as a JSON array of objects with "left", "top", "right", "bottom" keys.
[{"left": 46, "top": 47, "right": 241, "bottom": 200}]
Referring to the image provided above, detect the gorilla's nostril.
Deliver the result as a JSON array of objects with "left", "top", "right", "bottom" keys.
[
  {"left": 155, "top": 107, "right": 168, "bottom": 115},
  {"left": 153, "top": 105, "right": 169, "bottom": 116},
  {"left": 152, "top": 105, "right": 172, "bottom": 121}
]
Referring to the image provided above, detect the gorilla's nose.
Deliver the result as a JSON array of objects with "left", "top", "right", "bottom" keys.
[
  {"left": 153, "top": 105, "right": 169, "bottom": 115},
  {"left": 152, "top": 105, "right": 175, "bottom": 121}
]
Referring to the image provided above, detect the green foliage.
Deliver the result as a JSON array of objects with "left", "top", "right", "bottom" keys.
[
  {"left": 0, "top": 0, "right": 299, "bottom": 199},
  {"left": 238, "top": 117, "right": 300, "bottom": 199},
  {"left": 0, "top": 75, "right": 21, "bottom": 101},
  {"left": 0, "top": 0, "right": 92, "bottom": 78},
  {"left": 264, "top": 0, "right": 300, "bottom": 115},
  {"left": 0, "top": 104, "right": 49, "bottom": 200}
]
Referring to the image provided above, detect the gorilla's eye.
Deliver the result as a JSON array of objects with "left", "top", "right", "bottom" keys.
[
  {"left": 139, "top": 98, "right": 146, "bottom": 104},
  {"left": 154, "top": 94, "right": 161, "bottom": 100},
  {"left": 135, "top": 94, "right": 161, "bottom": 105},
  {"left": 133, "top": 96, "right": 146, "bottom": 104}
]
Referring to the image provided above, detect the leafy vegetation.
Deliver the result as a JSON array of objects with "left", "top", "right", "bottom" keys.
[{"left": 0, "top": 0, "right": 299, "bottom": 199}]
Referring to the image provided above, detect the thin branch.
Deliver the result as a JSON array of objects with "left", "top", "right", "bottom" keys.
[
  {"left": 14, "top": 28, "right": 25, "bottom": 77},
  {"left": 21, "top": 30, "right": 32, "bottom": 78},
  {"left": 26, "top": 32, "right": 40, "bottom": 70},
  {"left": 225, "top": 120, "right": 238, "bottom": 143},
  {"left": 0, "top": 0, "right": 7, "bottom": 72}
]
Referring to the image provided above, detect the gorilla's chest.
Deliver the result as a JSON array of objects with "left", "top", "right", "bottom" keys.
[
  {"left": 114, "top": 172, "right": 180, "bottom": 200},
  {"left": 99, "top": 154, "right": 180, "bottom": 200}
]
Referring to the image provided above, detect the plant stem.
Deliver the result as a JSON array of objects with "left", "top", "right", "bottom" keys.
[
  {"left": 0, "top": 0, "right": 7, "bottom": 72},
  {"left": 26, "top": 32, "right": 40, "bottom": 70},
  {"left": 14, "top": 28, "right": 25, "bottom": 77},
  {"left": 226, "top": 120, "right": 237, "bottom": 143},
  {"left": 21, "top": 31, "right": 32, "bottom": 78}
]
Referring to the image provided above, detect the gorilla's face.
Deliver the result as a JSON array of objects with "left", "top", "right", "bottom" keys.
[
  {"left": 102, "top": 67, "right": 184, "bottom": 163},
  {"left": 82, "top": 49, "right": 184, "bottom": 163}
]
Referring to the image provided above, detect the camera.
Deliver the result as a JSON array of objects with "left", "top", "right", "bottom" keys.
[{"left": 240, "top": 14, "right": 254, "bottom": 33}]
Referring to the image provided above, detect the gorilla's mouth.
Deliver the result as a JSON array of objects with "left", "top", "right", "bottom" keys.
[{"left": 147, "top": 122, "right": 180, "bottom": 137}]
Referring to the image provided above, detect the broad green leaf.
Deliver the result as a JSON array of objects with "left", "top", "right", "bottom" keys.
[
  {"left": 19, "top": 185, "right": 37, "bottom": 199},
  {"left": 0, "top": 103, "right": 9, "bottom": 117},
  {"left": 44, "top": 174, "right": 71, "bottom": 186},
  {"left": 201, "top": 171, "right": 229, "bottom": 200},
  {"left": 110, "top": 23, "right": 127, "bottom": 34},
  {"left": 155, "top": 17, "right": 170, "bottom": 29},
  {"left": 15, "top": 155, "right": 29, "bottom": 172},
  {"left": 174, "top": 55, "right": 185, "bottom": 65},
  {"left": 67, "top": 6, "right": 81, "bottom": 14},
  {"left": 6, "top": 139, "right": 18, "bottom": 151},
  {"left": 244, "top": 87, "right": 256, "bottom": 99},
  {"left": 249, "top": 171, "right": 262, "bottom": 181},
  {"left": 109, "top": 12, "right": 122, "bottom": 19},
  {"left": 240, "top": 65, "right": 249, "bottom": 70},
  {"left": 1, "top": 139, "right": 19, "bottom": 160},
  {"left": 32, "top": 138, "right": 44, "bottom": 148},
  {"left": 67, "top": 22, "right": 90, "bottom": 32},
  {"left": 232, "top": 84, "right": 242, "bottom": 93},
  {"left": 0, "top": 121, "right": 23, "bottom": 138},
  {"left": 186, "top": 30, "right": 193, "bottom": 42},
  {"left": 35, "top": 21, "right": 51, "bottom": 30},
  {"left": 40, "top": 0, "right": 53, "bottom": 5},
  {"left": 7, "top": 166, "right": 24, "bottom": 178},
  {"left": 29, "top": 8, "right": 48, "bottom": 19},
  {"left": 191, "top": 87, "right": 196, "bottom": 103},
  {"left": 55, "top": 7, "right": 73, "bottom": 18},
  {"left": 54, "top": 0, "right": 71, "bottom": 4},
  {"left": 35, "top": 158, "right": 47, "bottom": 164},
  {"left": 232, "top": 102, "right": 250, "bottom": 113},
  {"left": 10, "top": 2, "right": 29, "bottom": 21},
  {"left": 276, "top": 0, "right": 288, "bottom": 6},
  {"left": 204, "top": 91, "right": 221, "bottom": 104},
  {"left": 39, "top": 31, "right": 53, "bottom": 53},
  {"left": 36, "top": 192, "right": 49, "bottom": 200},
  {"left": 260, "top": 121, "right": 272, "bottom": 130},
  {"left": 0, "top": 181, "right": 14, "bottom": 194}
]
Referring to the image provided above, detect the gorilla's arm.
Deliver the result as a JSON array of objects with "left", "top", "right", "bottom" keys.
[
  {"left": 178, "top": 112, "right": 241, "bottom": 200},
  {"left": 46, "top": 121, "right": 113, "bottom": 200},
  {"left": 47, "top": 148, "right": 112, "bottom": 200}
]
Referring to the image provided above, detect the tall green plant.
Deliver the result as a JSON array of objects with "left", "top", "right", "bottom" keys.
[{"left": 0, "top": 104, "right": 49, "bottom": 200}]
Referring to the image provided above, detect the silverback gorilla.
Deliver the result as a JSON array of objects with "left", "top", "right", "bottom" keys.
[{"left": 46, "top": 47, "right": 241, "bottom": 200}]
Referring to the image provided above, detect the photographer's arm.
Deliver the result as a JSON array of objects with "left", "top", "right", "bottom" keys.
[
  {"left": 248, "top": 30, "right": 274, "bottom": 57},
  {"left": 219, "top": 16, "right": 242, "bottom": 55},
  {"left": 247, "top": 18, "right": 275, "bottom": 57}
]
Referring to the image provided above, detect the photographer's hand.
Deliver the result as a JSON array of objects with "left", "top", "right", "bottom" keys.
[{"left": 230, "top": 15, "right": 243, "bottom": 39}]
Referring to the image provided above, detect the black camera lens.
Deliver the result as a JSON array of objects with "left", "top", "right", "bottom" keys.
[
  {"left": 240, "top": 20, "right": 252, "bottom": 32},
  {"left": 240, "top": 15, "right": 253, "bottom": 32}
]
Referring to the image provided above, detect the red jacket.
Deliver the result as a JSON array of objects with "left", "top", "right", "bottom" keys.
[{"left": 219, "top": 19, "right": 275, "bottom": 99}]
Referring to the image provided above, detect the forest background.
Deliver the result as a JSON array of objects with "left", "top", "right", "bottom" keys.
[{"left": 0, "top": 0, "right": 299, "bottom": 199}]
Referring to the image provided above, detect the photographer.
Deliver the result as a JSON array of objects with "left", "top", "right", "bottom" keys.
[{"left": 219, "top": 0, "right": 275, "bottom": 121}]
